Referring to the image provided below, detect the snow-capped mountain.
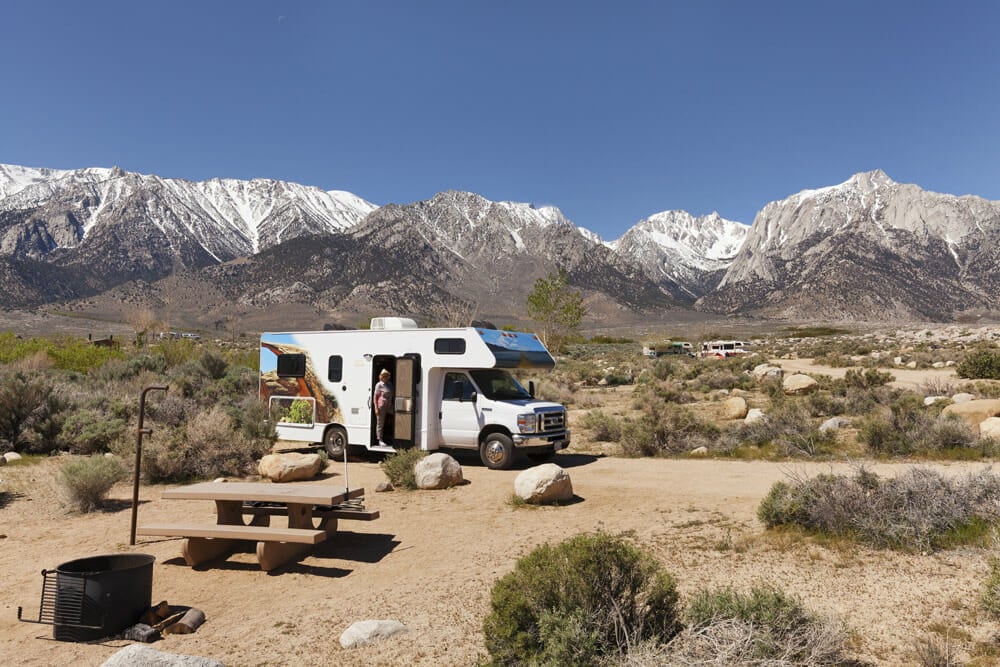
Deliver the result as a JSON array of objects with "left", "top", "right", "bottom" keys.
[
  {"left": 0, "top": 164, "right": 377, "bottom": 262},
  {"left": 611, "top": 211, "right": 748, "bottom": 298},
  {"left": 700, "top": 170, "right": 1000, "bottom": 320}
]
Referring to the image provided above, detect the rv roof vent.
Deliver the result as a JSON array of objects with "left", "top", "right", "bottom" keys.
[{"left": 370, "top": 317, "right": 419, "bottom": 330}]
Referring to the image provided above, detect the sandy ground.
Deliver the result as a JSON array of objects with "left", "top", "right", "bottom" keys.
[
  {"left": 3, "top": 360, "right": 997, "bottom": 666},
  {"left": 3, "top": 450, "right": 1000, "bottom": 667}
]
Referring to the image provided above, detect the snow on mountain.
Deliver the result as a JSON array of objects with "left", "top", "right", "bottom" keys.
[
  {"left": 0, "top": 164, "right": 378, "bottom": 259},
  {"left": 610, "top": 210, "right": 748, "bottom": 298}
]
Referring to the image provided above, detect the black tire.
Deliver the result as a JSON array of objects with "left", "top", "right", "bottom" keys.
[
  {"left": 480, "top": 433, "right": 515, "bottom": 470},
  {"left": 323, "top": 426, "right": 348, "bottom": 459},
  {"left": 526, "top": 448, "right": 555, "bottom": 463}
]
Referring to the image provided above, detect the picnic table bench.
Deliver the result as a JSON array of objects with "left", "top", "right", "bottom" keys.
[{"left": 137, "top": 482, "right": 379, "bottom": 571}]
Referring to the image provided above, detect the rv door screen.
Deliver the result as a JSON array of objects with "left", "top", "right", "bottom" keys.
[{"left": 394, "top": 356, "right": 416, "bottom": 444}]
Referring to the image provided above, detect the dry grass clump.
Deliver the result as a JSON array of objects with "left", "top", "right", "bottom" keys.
[
  {"left": 59, "top": 454, "right": 127, "bottom": 512},
  {"left": 758, "top": 467, "right": 1000, "bottom": 552}
]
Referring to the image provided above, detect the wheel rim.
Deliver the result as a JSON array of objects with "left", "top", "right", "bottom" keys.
[
  {"left": 484, "top": 439, "right": 506, "bottom": 465},
  {"left": 325, "top": 429, "right": 346, "bottom": 454}
]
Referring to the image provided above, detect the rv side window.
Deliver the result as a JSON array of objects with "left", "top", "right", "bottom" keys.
[
  {"left": 434, "top": 338, "right": 466, "bottom": 355},
  {"left": 276, "top": 353, "right": 306, "bottom": 378},
  {"left": 327, "top": 356, "right": 343, "bottom": 382}
]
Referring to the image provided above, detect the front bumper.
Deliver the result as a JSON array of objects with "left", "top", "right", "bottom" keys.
[{"left": 512, "top": 430, "right": 571, "bottom": 451}]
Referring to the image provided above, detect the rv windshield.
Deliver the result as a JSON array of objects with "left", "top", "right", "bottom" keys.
[{"left": 469, "top": 369, "right": 532, "bottom": 400}]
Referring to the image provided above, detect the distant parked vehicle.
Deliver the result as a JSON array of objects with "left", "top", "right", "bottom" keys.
[
  {"left": 699, "top": 340, "right": 749, "bottom": 358},
  {"left": 642, "top": 341, "right": 694, "bottom": 358}
]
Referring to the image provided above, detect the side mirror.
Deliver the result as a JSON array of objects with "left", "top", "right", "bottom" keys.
[
  {"left": 469, "top": 391, "right": 477, "bottom": 403},
  {"left": 529, "top": 381, "right": 535, "bottom": 398}
]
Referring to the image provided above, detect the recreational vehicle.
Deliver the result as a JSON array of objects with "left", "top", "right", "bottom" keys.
[
  {"left": 259, "top": 317, "right": 570, "bottom": 470},
  {"left": 642, "top": 341, "right": 694, "bottom": 358},
  {"left": 699, "top": 340, "right": 750, "bottom": 358}
]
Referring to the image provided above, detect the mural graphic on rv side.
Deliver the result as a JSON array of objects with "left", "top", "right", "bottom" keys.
[{"left": 259, "top": 340, "right": 343, "bottom": 424}]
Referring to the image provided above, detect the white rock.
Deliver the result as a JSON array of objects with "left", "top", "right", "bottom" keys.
[
  {"left": 932, "top": 361, "right": 946, "bottom": 369},
  {"left": 745, "top": 409, "right": 766, "bottom": 424},
  {"left": 4, "top": 452, "right": 22, "bottom": 463},
  {"left": 690, "top": 446, "right": 709, "bottom": 456},
  {"left": 100, "top": 644, "right": 224, "bottom": 667},
  {"left": 980, "top": 418, "right": 1000, "bottom": 441},
  {"left": 783, "top": 374, "right": 818, "bottom": 395},
  {"left": 924, "top": 396, "right": 950, "bottom": 406},
  {"left": 339, "top": 620, "right": 408, "bottom": 649},
  {"left": 906, "top": 361, "right": 918, "bottom": 369},
  {"left": 414, "top": 452, "right": 463, "bottom": 490},
  {"left": 514, "top": 464, "right": 573, "bottom": 504},
  {"left": 819, "top": 417, "right": 851, "bottom": 433},
  {"left": 952, "top": 393, "right": 976, "bottom": 404}
]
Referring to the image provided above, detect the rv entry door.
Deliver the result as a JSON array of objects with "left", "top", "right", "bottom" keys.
[{"left": 393, "top": 356, "right": 417, "bottom": 448}]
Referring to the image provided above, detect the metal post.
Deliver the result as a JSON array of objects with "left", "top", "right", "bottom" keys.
[{"left": 130, "top": 385, "right": 168, "bottom": 545}]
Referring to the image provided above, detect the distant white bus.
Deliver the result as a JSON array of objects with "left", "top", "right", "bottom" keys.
[{"left": 699, "top": 340, "right": 749, "bottom": 358}]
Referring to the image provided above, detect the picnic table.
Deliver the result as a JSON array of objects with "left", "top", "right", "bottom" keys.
[{"left": 137, "top": 482, "right": 379, "bottom": 571}]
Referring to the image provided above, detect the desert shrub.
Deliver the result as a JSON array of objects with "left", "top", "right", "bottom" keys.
[
  {"left": 619, "top": 403, "right": 719, "bottom": 457},
  {"left": 981, "top": 557, "right": 1000, "bottom": 619},
  {"left": 805, "top": 390, "right": 847, "bottom": 417},
  {"left": 482, "top": 532, "right": 681, "bottom": 666},
  {"left": 146, "top": 394, "right": 191, "bottom": 428},
  {"left": 843, "top": 367, "right": 894, "bottom": 389},
  {"left": 60, "top": 454, "right": 127, "bottom": 512},
  {"left": 651, "top": 358, "right": 679, "bottom": 380},
  {"left": 199, "top": 351, "right": 229, "bottom": 379},
  {"left": 958, "top": 380, "right": 1000, "bottom": 399},
  {"left": 579, "top": 409, "right": 623, "bottom": 442},
  {"left": 533, "top": 378, "right": 576, "bottom": 406},
  {"left": 217, "top": 365, "right": 258, "bottom": 396},
  {"left": 227, "top": 396, "right": 275, "bottom": 443},
  {"left": 154, "top": 338, "right": 200, "bottom": 368},
  {"left": 60, "top": 410, "right": 127, "bottom": 454},
  {"left": 859, "top": 396, "right": 977, "bottom": 456},
  {"left": 676, "top": 585, "right": 849, "bottom": 665},
  {"left": 758, "top": 466, "right": 1000, "bottom": 552},
  {"left": 957, "top": 349, "right": 1000, "bottom": 380},
  {"left": 142, "top": 406, "right": 271, "bottom": 482},
  {"left": 725, "top": 403, "right": 837, "bottom": 457},
  {"left": 0, "top": 371, "right": 66, "bottom": 452},
  {"left": 379, "top": 447, "right": 427, "bottom": 489}
]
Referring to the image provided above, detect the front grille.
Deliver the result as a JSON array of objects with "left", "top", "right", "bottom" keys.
[{"left": 538, "top": 410, "right": 566, "bottom": 433}]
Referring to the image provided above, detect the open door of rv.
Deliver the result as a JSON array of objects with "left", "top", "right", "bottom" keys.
[{"left": 393, "top": 355, "right": 418, "bottom": 449}]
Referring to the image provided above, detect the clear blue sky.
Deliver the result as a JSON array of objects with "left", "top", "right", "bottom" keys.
[{"left": 3, "top": 1, "right": 998, "bottom": 240}]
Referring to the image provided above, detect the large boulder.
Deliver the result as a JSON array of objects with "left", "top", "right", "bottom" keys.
[
  {"left": 721, "top": 396, "right": 749, "bottom": 420},
  {"left": 942, "top": 399, "right": 1000, "bottom": 434},
  {"left": 514, "top": 464, "right": 573, "bottom": 504},
  {"left": 783, "top": 374, "right": 818, "bottom": 395},
  {"left": 257, "top": 452, "right": 324, "bottom": 482},
  {"left": 751, "top": 364, "right": 784, "bottom": 381},
  {"left": 979, "top": 417, "right": 1000, "bottom": 442},
  {"left": 339, "top": 620, "right": 408, "bottom": 649},
  {"left": 414, "top": 452, "right": 464, "bottom": 490}
]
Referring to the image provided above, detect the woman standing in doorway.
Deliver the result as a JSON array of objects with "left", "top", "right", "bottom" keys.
[{"left": 374, "top": 369, "right": 394, "bottom": 446}]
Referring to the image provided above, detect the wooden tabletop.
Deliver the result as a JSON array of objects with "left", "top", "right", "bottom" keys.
[{"left": 162, "top": 482, "right": 363, "bottom": 505}]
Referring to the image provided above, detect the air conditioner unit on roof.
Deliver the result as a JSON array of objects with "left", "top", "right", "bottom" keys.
[{"left": 370, "top": 317, "right": 419, "bottom": 330}]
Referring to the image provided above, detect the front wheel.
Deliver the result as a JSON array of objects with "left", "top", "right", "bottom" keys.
[
  {"left": 480, "top": 433, "right": 515, "bottom": 470},
  {"left": 323, "top": 425, "right": 348, "bottom": 459}
]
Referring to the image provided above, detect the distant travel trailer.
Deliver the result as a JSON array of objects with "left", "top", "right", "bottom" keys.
[
  {"left": 699, "top": 340, "right": 750, "bottom": 358},
  {"left": 259, "top": 317, "right": 570, "bottom": 470},
  {"left": 642, "top": 341, "right": 694, "bottom": 357}
]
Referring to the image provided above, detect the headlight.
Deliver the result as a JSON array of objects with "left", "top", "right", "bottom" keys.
[{"left": 517, "top": 413, "right": 537, "bottom": 433}]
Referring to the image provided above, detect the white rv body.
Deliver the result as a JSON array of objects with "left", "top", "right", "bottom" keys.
[{"left": 259, "top": 318, "right": 570, "bottom": 469}]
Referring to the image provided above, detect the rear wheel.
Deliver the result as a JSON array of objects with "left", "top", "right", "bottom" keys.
[
  {"left": 323, "top": 426, "right": 347, "bottom": 459},
  {"left": 480, "top": 433, "right": 515, "bottom": 470}
]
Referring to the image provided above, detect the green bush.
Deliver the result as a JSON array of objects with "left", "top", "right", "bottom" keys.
[
  {"left": 60, "top": 455, "right": 127, "bottom": 512},
  {"left": 579, "top": 409, "right": 623, "bottom": 442},
  {"left": 60, "top": 410, "right": 127, "bottom": 454},
  {"left": 725, "top": 402, "right": 837, "bottom": 457},
  {"left": 379, "top": 448, "right": 428, "bottom": 489},
  {"left": 482, "top": 532, "right": 681, "bottom": 666},
  {"left": 199, "top": 351, "right": 229, "bottom": 379},
  {"left": 0, "top": 371, "right": 66, "bottom": 452},
  {"left": 858, "top": 396, "right": 977, "bottom": 456},
  {"left": 957, "top": 349, "right": 1000, "bottom": 380},
  {"left": 981, "top": 557, "right": 1000, "bottom": 619}
]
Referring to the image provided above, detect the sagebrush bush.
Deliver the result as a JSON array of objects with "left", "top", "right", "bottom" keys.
[
  {"left": 0, "top": 370, "right": 67, "bottom": 452},
  {"left": 60, "top": 410, "right": 127, "bottom": 454},
  {"left": 379, "top": 448, "right": 427, "bottom": 489},
  {"left": 676, "top": 585, "right": 849, "bottom": 665},
  {"left": 579, "top": 409, "right": 623, "bottom": 442},
  {"left": 859, "top": 395, "right": 977, "bottom": 456},
  {"left": 957, "top": 349, "right": 1000, "bottom": 380},
  {"left": 619, "top": 403, "right": 719, "bottom": 457},
  {"left": 60, "top": 455, "right": 127, "bottom": 512},
  {"left": 482, "top": 532, "right": 681, "bottom": 666},
  {"left": 724, "top": 402, "right": 837, "bottom": 457},
  {"left": 758, "top": 466, "right": 1000, "bottom": 551}
]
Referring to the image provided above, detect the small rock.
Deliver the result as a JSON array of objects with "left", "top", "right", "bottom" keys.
[
  {"left": 819, "top": 417, "right": 851, "bottom": 433},
  {"left": 375, "top": 481, "right": 394, "bottom": 492},
  {"left": 514, "top": 464, "right": 573, "bottom": 504},
  {"left": 414, "top": 453, "right": 463, "bottom": 490},
  {"left": 690, "top": 446, "right": 709, "bottom": 456},
  {"left": 745, "top": 408, "right": 766, "bottom": 424},
  {"left": 340, "top": 620, "right": 408, "bottom": 649},
  {"left": 952, "top": 393, "right": 976, "bottom": 404},
  {"left": 783, "top": 374, "right": 818, "bottom": 395},
  {"left": 721, "top": 396, "right": 748, "bottom": 420},
  {"left": 924, "top": 396, "right": 949, "bottom": 406},
  {"left": 3, "top": 452, "right": 22, "bottom": 463}
]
